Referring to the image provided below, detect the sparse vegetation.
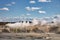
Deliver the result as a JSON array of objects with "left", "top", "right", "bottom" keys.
[{"left": 0, "top": 22, "right": 60, "bottom": 34}]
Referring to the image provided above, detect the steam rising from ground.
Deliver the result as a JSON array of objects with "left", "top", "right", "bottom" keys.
[
  {"left": 5, "top": 15, "right": 60, "bottom": 28},
  {"left": 5, "top": 19, "right": 39, "bottom": 28}
]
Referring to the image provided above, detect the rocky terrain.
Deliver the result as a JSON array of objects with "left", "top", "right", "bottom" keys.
[{"left": 0, "top": 22, "right": 60, "bottom": 40}]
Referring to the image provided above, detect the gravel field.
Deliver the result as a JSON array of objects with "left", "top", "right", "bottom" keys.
[{"left": 0, "top": 33, "right": 60, "bottom": 40}]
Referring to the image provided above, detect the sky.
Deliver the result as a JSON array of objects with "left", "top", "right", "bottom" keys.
[{"left": 0, "top": 0, "right": 60, "bottom": 22}]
